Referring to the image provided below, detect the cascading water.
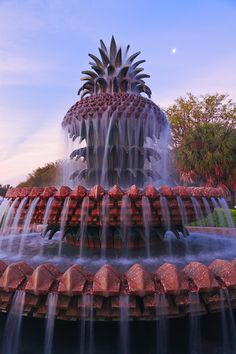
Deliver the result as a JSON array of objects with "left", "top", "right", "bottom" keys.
[
  {"left": 202, "top": 197, "right": 214, "bottom": 226},
  {"left": 0, "top": 198, "right": 12, "bottom": 225},
  {"left": 63, "top": 110, "right": 169, "bottom": 188},
  {"left": 155, "top": 293, "right": 168, "bottom": 354},
  {"left": 42, "top": 197, "right": 54, "bottom": 235},
  {"left": 191, "top": 197, "right": 204, "bottom": 228},
  {"left": 61, "top": 130, "right": 86, "bottom": 189},
  {"left": 219, "top": 288, "right": 236, "bottom": 353},
  {"left": 79, "top": 196, "right": 90, "bottom": 257},
  {"left": 101, "top": 194, "right": 110, "bottom": 258},
  {"left": 11, "top": 197, "right": 28, "bottom": 234},
  {"left": 1, "top": 290, "right": 25, "bottom": 354},
  {"left": 160, "top": 196, "right": 171, "bottom": 231},
  {"left": 19, "top": 197, "right": 40, "bottom": 255},
  {"left": 218, "top": 198, "right": 235, "bottom": 228},
  {"left": 160, "top": 195, "right": 172, "bottom": 255},
  {"left": 79, "top": 294, "right": 94, "bottom": 354},
  {"left": 120, "top": 195, "right": 132, "bottom": 250},
  {"left": 22, "top": 197, "right": 40, "bottom": 234},
  {"left": 119, "top": 295, "right": 129, "bottom": 354},
  {"left": 220, "top": 289, "right": 230, "bottom": 354},
  {"left": 189, "top": 292, "right": 202, "bottom": 354},
  {"left": 7, "top": 196, "right": 28, "bottom": 253},
  {"left": 58, "top": 196, "right": 70, "bottom": 256},
  {"left": 88, "top": 295, "right": 94, "bottom": 354},
  {"left": 141, "top": 195, "right": 152, "bottom": 257},
  {"left": 44, "top": 293, "right": 58, "bottom": 354},
  {"left": 211, "top": 197, "right": 225, "bottom": 226},
  {"left": 176, "top": 196, "right": 189, "bottom": 227},
  {"left": 40, "top": 197, "right": 54, "bottom": 256},
  {"left": 223, "top": 288, "right": 236, "bottom": 347},
  {"left": 0, "top": 197, "right": 19, "bottom": 236}
]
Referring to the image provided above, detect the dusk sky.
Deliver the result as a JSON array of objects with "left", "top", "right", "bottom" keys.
[{"left": 0, "top": 0, "right": 236, "bottom": 186}]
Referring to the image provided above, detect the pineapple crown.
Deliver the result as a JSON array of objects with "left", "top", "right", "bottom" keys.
[{"left": 78, "top": 36, "right": 152, "bottom": 99}]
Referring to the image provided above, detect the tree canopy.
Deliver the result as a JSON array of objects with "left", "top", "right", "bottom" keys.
[
  {"left": 176, "top": 122, "right": 236, "bottom": 189},
  {"left": 0, "top": 184, "right": 11, "bottom": 197},
  {"left": 166, "top": 93, "right": 236, "bottom": 148},
  {"left": 17, "top": 161, "right": 61, "bottom": 188}
]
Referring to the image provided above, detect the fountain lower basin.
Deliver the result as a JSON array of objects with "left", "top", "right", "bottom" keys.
[{"left": 0, "top": 256, "right": 236, "bottom": 321}]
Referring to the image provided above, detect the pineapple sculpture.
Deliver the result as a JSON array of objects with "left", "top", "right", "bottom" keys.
[{"left": 62, "top": 36, "right": 169, "bottom": 188}]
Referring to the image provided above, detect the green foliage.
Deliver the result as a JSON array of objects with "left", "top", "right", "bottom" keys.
[
  {"left": 17, "top": 161, "right": 61, "bottom": 188},
  {"left": 175, "top": 123, "right": 236, "bottom": 187},
  {"left": 191, "top": 208, "right": 236, "bottom": 227},
  {"left": 166, "top": 93, "right": 236, "bottom": 189},
  {"left": 0, "top": 184, "right": 11, "bottom": 197},
  {"left": 166, "top": 93, "right": 236, "bottom": 148}
]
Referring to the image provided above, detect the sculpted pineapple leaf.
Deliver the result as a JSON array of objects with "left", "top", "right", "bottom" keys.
[{"left": 78, "top": 36, "right": 152, "bottom": 98}]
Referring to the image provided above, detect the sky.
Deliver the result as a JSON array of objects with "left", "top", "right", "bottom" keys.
[{"left": 0, "top": 0, "right": 236, "bottom": 186}]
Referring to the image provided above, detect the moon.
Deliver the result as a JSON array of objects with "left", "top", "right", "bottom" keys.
[{"left": 172, "top": 48, "right": 176, "bottom": 54}]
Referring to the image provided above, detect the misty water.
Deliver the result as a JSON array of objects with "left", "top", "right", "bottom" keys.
[{"left": 0, "top": 230, "right": 235, "bottom": 273}]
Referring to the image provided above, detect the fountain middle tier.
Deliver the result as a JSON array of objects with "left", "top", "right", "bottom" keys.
[
  {"left": 3, "top": 184, "right": 226, "bottom": 248},
  {"left": 0, "top": 259, "right": 236, "bottom": 321}
]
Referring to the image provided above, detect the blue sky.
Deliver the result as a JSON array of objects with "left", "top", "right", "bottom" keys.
[{"left": 0, "top": 0, "right": 236, "bottom": 185}]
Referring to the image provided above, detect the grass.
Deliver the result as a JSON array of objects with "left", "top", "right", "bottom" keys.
[{"left": 190, "top": 208, "right": 236, "bottom": 227}]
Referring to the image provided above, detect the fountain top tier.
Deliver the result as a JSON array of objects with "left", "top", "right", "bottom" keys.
[
  {"left": 61, "top": 37, "right": 169, "bottom": 188},
  {"left": 77, "top": 35, "right": 151, "bottom": 98}
]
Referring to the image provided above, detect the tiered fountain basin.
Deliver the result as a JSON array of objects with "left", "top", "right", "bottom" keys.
[
  {"left": 4, "top": 185, "right": 225, "bottom": 247},
  {"left": 0, "top": 259, "right": 236, "bottom": 321}
]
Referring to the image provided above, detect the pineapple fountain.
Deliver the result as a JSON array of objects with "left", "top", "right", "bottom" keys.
[{"left": 0, "top": 37, "right": 235, "bottom": 354}]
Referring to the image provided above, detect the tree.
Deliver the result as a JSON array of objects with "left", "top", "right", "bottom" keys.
[
  {"left": 166, "top": 93, "right": 236, "bottom": 148},
  {"left": 17, "top": 161, "right": 61, "bottom": 188},
  {"left": 0, "top": 184, "right": 11, "bottom": 197},
  {"left": 176, "top": 123, "right": 236, "bottom": 189}
]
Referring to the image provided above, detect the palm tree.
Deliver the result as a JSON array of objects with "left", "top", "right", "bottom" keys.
[{"left": 176, "top": 123, "right": 236, "bottom": 190}]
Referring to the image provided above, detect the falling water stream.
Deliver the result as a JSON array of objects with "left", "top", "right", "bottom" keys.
[
  {"left": 58, "top": 197, "right": 70, "bottom": 257},
  {"left": 220, "top": 289, "right": 228, "bottom": 354},
  {"left": 1, "top": 290, "right": 25, "bottom": 354},
  {"left": 101, "top": 194, "right": 110, "bottom": 258},
  {"left": 119, "top": 295, "right": 129, "bottom": 354},
  {"left": 218, "top": 198, "right": 235, "bottom": 228},
  {"left": 156, "top": 293, "right": 168, "bottom": 354},
  {"left": 11, "top": 197, "right": 28, "bottom": 234},
  {"left": 191, "top": 197, "right": 204, "bottom": 228},
  {"left": 0, "top": 198, "right": 12, "bottom": 225},
  {"left": 120, "top": 195, "right": 131, "bottom": 252},
  {"left": 79, "top": 294, "right": 94, "bottom": 354},
  {"left": 141, "top": 196, "right": 151, "bottom": 257},
  {"left": 160, "top": 196, "right": 171, "bottom": 231},
  {"left": 189, "top": 292, "right": 202, "bottom": 354},
  {"left": 79, "top": 197, "right": 90, "bottom": 257},
  {"left": 19, "top": 197, "right": 40, "bottom": 255},
  {"left": 202, "top": 197, "right": 214, "bottom": 226},
  {"left": 42, "top": 197, "right": 54, "bottom": 235},
  {"left": 219, "top": 288, "right": 236, "bottom": 353},
  {"left": 211, "top": 198, "right": 225, "bottom": 226},
  {"left": 176, "top": 196, "right": 188, "bottom": 227},
  {"left": 160, "top": 196, "right": 172, "bottom": 255},
  {"left": 0, "top": 197, "right": 19, "bottom": 235},
  {"left": 40, "top": 197, "right": 54, "bottom": 256},
  {"left": 44, "top": 293, "right": 58, "bottom": 354},
  {"left": 7, "top": 197, "right": 29, "bottom": 253}
]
